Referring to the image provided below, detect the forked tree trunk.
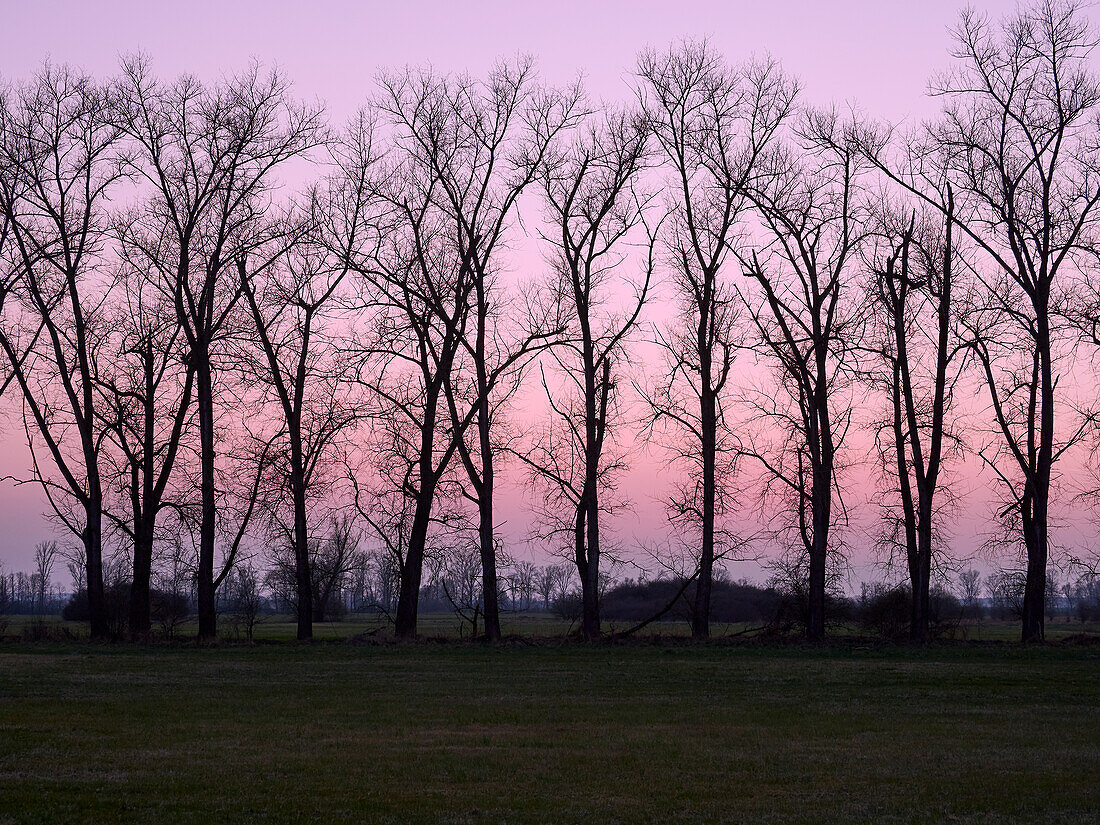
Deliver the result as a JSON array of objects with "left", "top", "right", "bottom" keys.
[
  {"left": 581, "top": 486, "right": 601, "bottom": 640},
  {"left": 394, "top": 493, "right": 433, "bottom": 640}
]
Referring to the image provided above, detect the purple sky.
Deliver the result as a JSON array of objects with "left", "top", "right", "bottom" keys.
[
  {"left": 3, "top": 1, "right": 1007, "bottom": 124},
  {"left": 0, "top": 0, "right": 1023, "bottom": 578}
]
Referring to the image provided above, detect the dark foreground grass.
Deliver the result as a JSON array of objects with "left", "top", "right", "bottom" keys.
[{"left": 0, "top": 641, "right": 1097, "bottom": 824}]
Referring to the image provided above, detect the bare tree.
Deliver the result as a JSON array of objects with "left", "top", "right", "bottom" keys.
[
  {"left": 737, "top": 111, "right": 868, "bottom": 642},
  {"left": 855, "top": 1, "right": 1100, "bottom": 641},
  {"left": 344, "top": 406, "right": 474, "bottom": 638},
  {"left": 237, "top": 188, "right": 361, "bottom": 640},
  {"left": 374, "top": 61, "right": 579, "bottom": 640},
  {"left": 97, "top": 250, "right": 194, "bottom": 636},
  {"left": 958, "top": 567, "right": 983, "bottom": 625},
  {"left": 225, "top": 560, "right": 263, "bottom": 641},
  {"left": 0, "top": 562, "right": 11, "bottom": 629},
  {"left": 636, "top": 41, "right": 796, "bottom": 638},
  {"left": 60, "top": 542, "right": 86, "bottom": 601},
  {"left": 266, "top": 513, "right": 359, "bottom": 623},
  {"left": 535, "top": 562, "right": 573, "bottom": 611},
  {"left": 31, "top": 539, "right": 58, "bottom": 614},
  {"left": 0, "top": 155, "right": 18, "bottom": 399},
  {"left": 511, "top": 560, "right": 538, "bottom": 610},
  {"left": 338, "top": 87, "right": 486, "bottom": 640},
  {"left": 429, "top": 541, "right": 484, "bottom": 638},
  {"left": 152, "top": 526, "right": 193, "bottom": 638},
  {"left": 0, "top": 65, "right": 124, "bottom": 638},
  {"left": 351, "top": 546, "right": 402, "bottom": 616},
  {"left": 313, "top": 513, "right": 360, "bottom": 620},
  {"left": 521, "top": 104, "right": 655, "bottom": 639},
  {"left": 112, "top": 57, "right": 325, "bottom": 638},
  {"left": 863, "top": 200, "right": 966, "bottom": 642}
]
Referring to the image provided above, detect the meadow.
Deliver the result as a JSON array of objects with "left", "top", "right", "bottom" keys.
[
  {"left": 7, "top": 612, "right": 1098, "bottom": 643},
  {"left": 0, "top": 628, "right": 1098, "bottom": 824}
]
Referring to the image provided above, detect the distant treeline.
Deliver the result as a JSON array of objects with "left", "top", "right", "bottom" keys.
[{"left": 18, "top": 563, "right": 1100, "bottom": 643}]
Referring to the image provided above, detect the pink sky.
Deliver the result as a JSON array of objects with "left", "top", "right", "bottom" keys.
[{"left": 0, "top": 0, "right": 1025, "bottom": 580}]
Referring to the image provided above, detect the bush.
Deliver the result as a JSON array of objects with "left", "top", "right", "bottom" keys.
[
  {"left": 1065, "top": 574, "right": 1100, "bottom": 623},
  {"left": 62, "top": 582, "right": 130, "bottom": 636},
  {"left": 928, "top": 586, "right": 962, "bottom": 638},
  {"left": 763, "top": 552, "right": 855, "bottom": 635},
  {"left": 598, "top": 578, "right": 781, "bottom": 625},
  {"left": 551, "top": 591, "right": 582, "bottom": 622},
  {"left": 766, "top": 589, "right": 855, "bottom": 636},
  {"left": 60, "top": 591, "right": 86, "bottom": 622},
  {"left": 63, "top": 582, "right": 188, "bottom": 637},
  {"left": 20, "top": 616, "right": 74, "bottom": 642},
  {"left": 151, "top": 589, "right": 190, "bottom": 637},
  {"left": 854, "top": 583, "right": 963, "bottom": 641},
  {"left": 856, "top": 583, "right": 910, "bottom": 640}
]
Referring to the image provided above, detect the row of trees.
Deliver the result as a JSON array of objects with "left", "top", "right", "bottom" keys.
[
  {"left": 11, "top": 537, "right": 1100, "bottom": 640},
  {"left": 0, "top": 540, "right": 63, "bottom": 615},
  {"left": 2, "top": 0, "right": 1100, "bottom": 644}
]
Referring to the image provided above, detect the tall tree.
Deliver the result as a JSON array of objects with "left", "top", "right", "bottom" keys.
[
  {"left": 864, "top": 199, "right": 964, "bottom": 642},
  {"left": 854, "top": 0, "right": 1100, "bottom": 641},
  {"left": 522, "top": 105, "right": 655, "bottom": 640},
  {"left": 377, "top": 60, "right": 580, "bottom": 640},
  {"left": 97, "top": 259, "right": 195, "bottom": 637},
  {"left": 237, "top": 194, "right": 360, "bottom": 641},
  {"left": 636, "top": 41, "right": 796, "bottom": 638},
  {"left": 338, "top": 97, "right": 478, "bottom": 640},
  {"left": 738, "top": 111, "right": 867, "bottom": 642},
  {"left": 31, "top": 539, "right": 58, "bottom": 614},
  {"left": 112, "top": 57, "right": 325, "bottom": 638},
  {"left": 0, "top": 66, "right": 123, "bottom": 638}
]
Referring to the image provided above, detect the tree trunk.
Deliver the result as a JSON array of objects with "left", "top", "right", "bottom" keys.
[
  {"left": 894, "top": 345, "right": 927, "bottom": 645},
  {"left": 1021, "top": 306, "right": 1054, "bottom": 644},
  {"left": 129, "top": 522, "right": 154, "bottom": 637},
  {"left": 908, "top": 513, "right": 932, "bottom": 644},
  {"left": 291, "top": 448, "right": 313, "bottom": 641},
  {"left": 474, "top": 284, "right": 501, "bottom": 642},
  {"left": 195, "top": 351, "right": 217, "bottom": 640},
  {"left": 909, "top": 517, "right": 932, "bottom": 644},
  {"left": 693, "top": 380, "right": 716, "bottom": 640},
  {"left": 581, "top": 476, "right": 601, "bottom": 640},
  {"left": 806, "top": 364, "right": 833, "bottom": 643},
  {"left": 577, "top": 351, "right": 607, "bottom": 642},
  {"left": 129, "top": 346, "right": 156, "bottom": 639},
  {"left": 1021, "top": 488, "right": 1048, "bottom": 642},
  {"left": 395, "top": 488, "right": 434, "bottom": 640},
  {"left": 479, "top": 491, "right": 501, "bottom": 641},
  {"left": 807, "top": 451, "right": 830, "bottom": 643},
  {"left": 807, "top": 523, "right": 827, "bottom": 643},
  {"left": 85, "top": 505, "right": 108, "bottom": 640}
]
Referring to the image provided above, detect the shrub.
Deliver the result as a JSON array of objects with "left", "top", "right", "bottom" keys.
[
  {"left": 551, "top": 591, "right": 582, "bottom": 623},
  {"left": 151, "top": 589, "right": 190, "bottom": 638},
  {"left": 599, "top": 578, "right": 781, "bottom": 625},
  {"left": 857, "top": 583, "right": 910, "bottom": 641},
  {"left": 62, "top": 582, "right": 130, "bottom": 636},
  {"left": 928, "top": 586, "right": 962, "bottom": 638}
]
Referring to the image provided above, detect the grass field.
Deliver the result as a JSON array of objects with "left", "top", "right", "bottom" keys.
[
  {"left": 6, "top": 611, "right": 1099, "bottom": 642},
  {"left": 1, "top": 638, "right": 1098, "bottom": 824}
]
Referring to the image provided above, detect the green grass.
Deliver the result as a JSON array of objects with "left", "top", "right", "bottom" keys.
[
  {"left": 0, "top": 640, "right": 1097, "bottom": 824},
  {"left": 0, "top": 612, "right": 773, "bottom": 642},
  {"left": 6, "top": 611, "right": 1098, "bottom": 642}
]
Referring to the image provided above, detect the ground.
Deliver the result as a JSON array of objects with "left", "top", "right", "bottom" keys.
[{"left": 0, "top": 632, "right": 1097, "bottom": 824}]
